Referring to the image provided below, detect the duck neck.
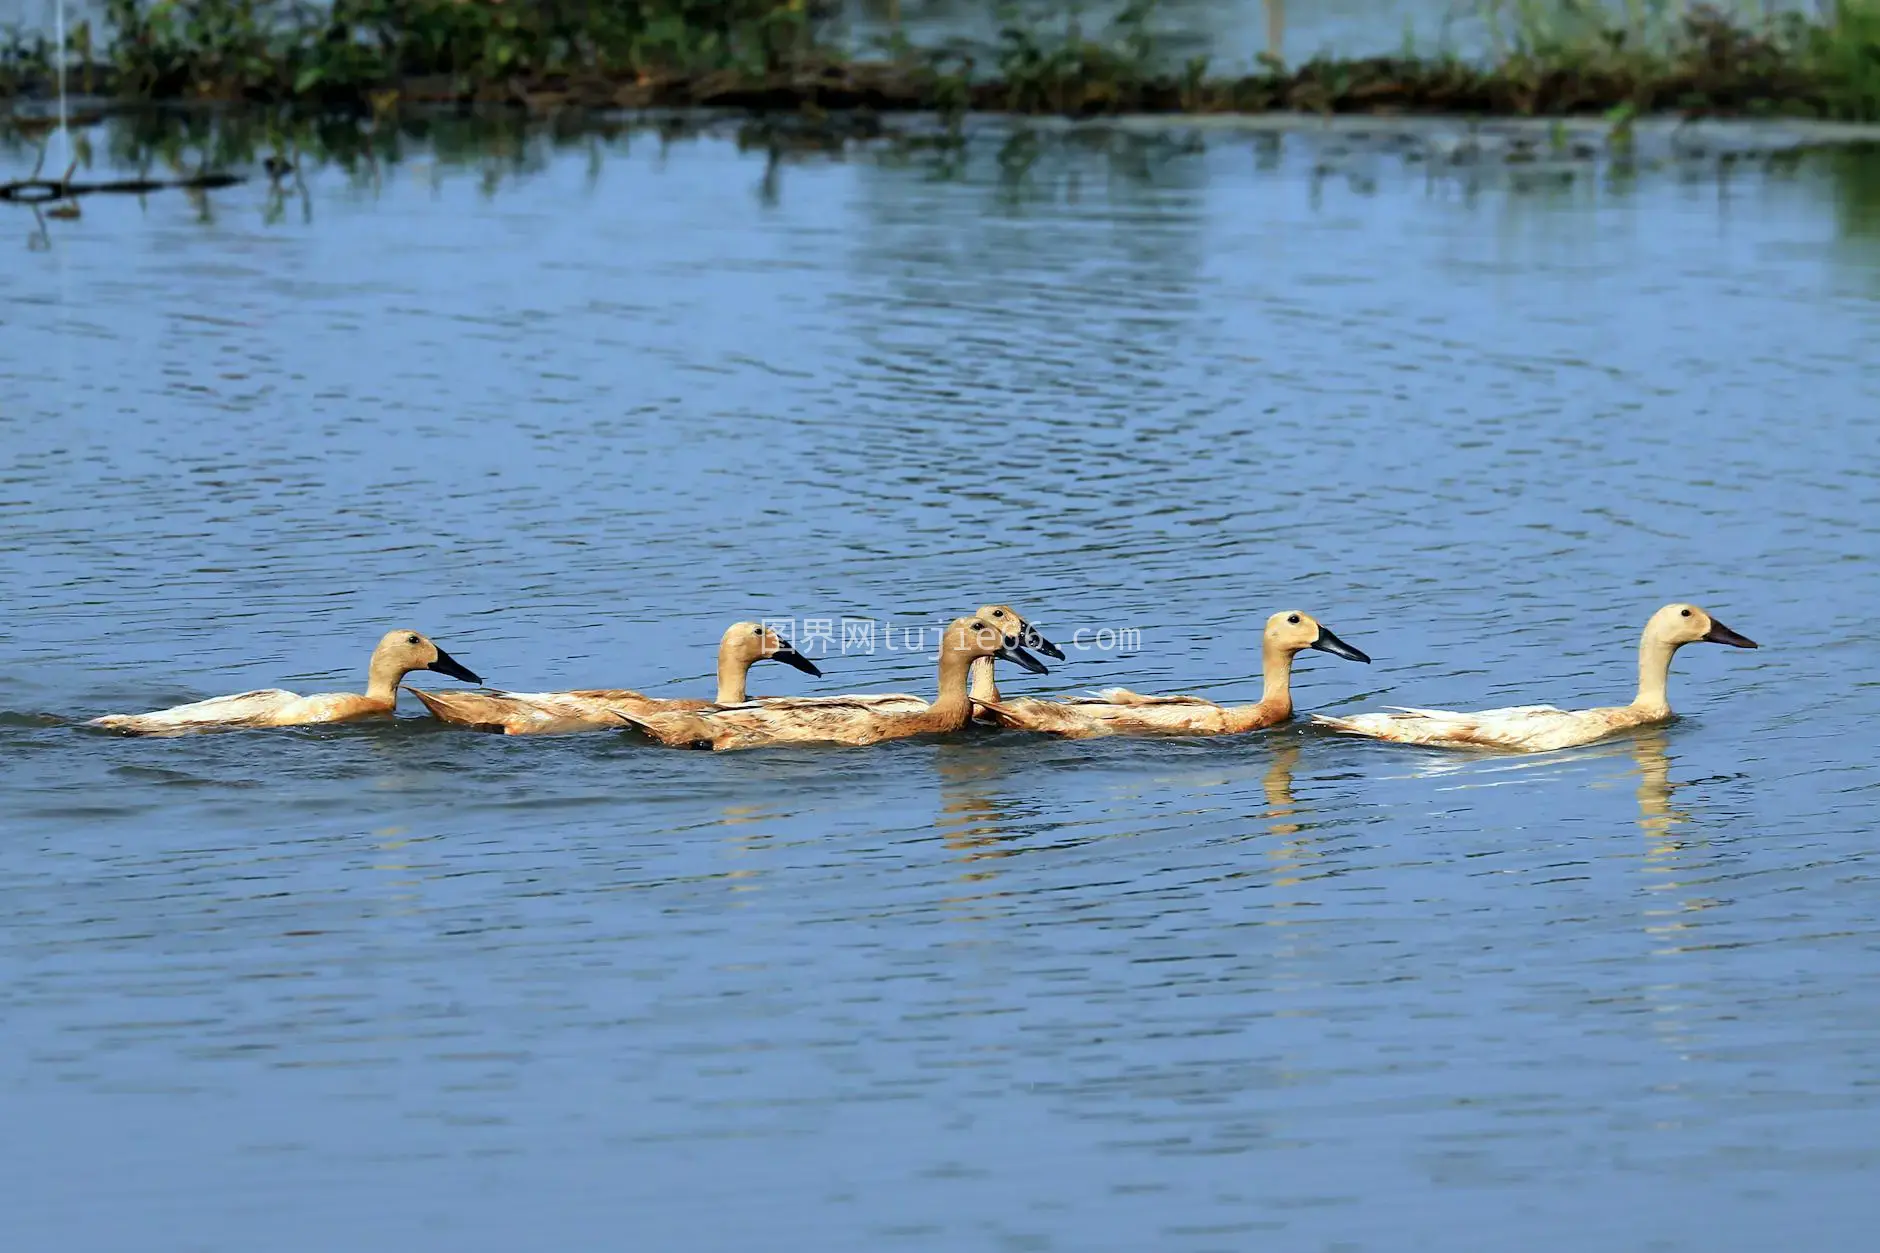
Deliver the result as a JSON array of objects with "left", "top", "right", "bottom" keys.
[
  {"left": 969, "top": 657, "right": 999, "bottom": 706},
  {"left": 715, "top": 650, "right": 753, "bottom": 705},
  {"left": 363, "top": 655, "right": 407, "bottom": 708},
  {"left": 1631, "top": 631, "right": 1678, "bottom": 718},
  {"left": 1258, "top": 642, "right": 1298, "bottom": 719},
  {"left": 926, "top": 648, "right": 978, "bottom": 732},
  {"left": 1225, "top": 643, "right": 1296, "bottom": 734}
]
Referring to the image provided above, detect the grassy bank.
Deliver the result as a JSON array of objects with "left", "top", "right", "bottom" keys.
[{"left": 3, "top": 0, "right": 1880, "bottom": 122}]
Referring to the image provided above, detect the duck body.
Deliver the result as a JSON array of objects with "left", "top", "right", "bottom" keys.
[
  {"left": 974, "top": 689, "right": 1269, "bottom": 738},
  {"left": 409, "top": 621, "right": 821, "bottom": 736},
  {"left": 88, "top": 688, "right": 397, "bottom": 735},
  {"left": 705, "top": 691, "right": 931, "bottom": 718},
  {"left": 1313, "top": 702, "right": 1662, "bottom": 753},
  {"left": 1312, "top": 603, "right": 1757, "bottom": 753},
  {"left": 88, "top": 629, "right": 482, "bottom": 736},
  {"left": 620, "top": 613, "right": 1051, "bottom": 751},
  {"left": 977, "top": 612, "right": 1369, "bottom": 739},
  {"left": 408, "top": 687, "right": 712, "bottom": 735},
  {"left": 626, "top": 696, "right": 964, "bottom": 750}
]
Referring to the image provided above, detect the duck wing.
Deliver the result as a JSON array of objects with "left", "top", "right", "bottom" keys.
[
  {"left": 88, "top": 689, "right": 303, "bottom": 735},
  {"left": 736, "top": 692, "right": 929, "bottom": 714},
  {"left": 1076, "top": 687, "right": 1217, "bottom": 707},
  {"left": 1384, "top": 704, "right": 1567, "bottom": 722},
  {"left": 412, "top": 687, "right": 679, "bottom": 734},
  {"left": 1313, "top": 704, "right": 1578, "bottom": 749},
  {"left": 622, "top": 696, "right": 899, "bottom": 751},
  {"left": 973, "top": 697, "right": 1114, "bottom": 738}
]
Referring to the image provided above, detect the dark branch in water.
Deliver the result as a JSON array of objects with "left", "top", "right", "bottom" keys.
[{"left": 0, "top": 171, "right": 243, "bottom": 203}]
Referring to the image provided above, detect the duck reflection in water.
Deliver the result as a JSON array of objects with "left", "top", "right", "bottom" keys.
[
  {"left": 715, "top": 803, "right": 774, "bottom": 896},
  {"left": 1632, "top": 727, "right": 1719, "bottom": 924},
  {"left": 1255, "top": 737, "right": 1325, "bottom": 898},
  {"left": 1628, "top": 727, "right": 1722, "bottom": 1055},
  {"left": 1263, "top": 737, "right": 1302, "bottom": 839},
  {"left": 935, "top": 749, "right": 1027, "bottom": 889},
  {"left": 1632, "top": 727, "right": 1689, "bottom": 847}
]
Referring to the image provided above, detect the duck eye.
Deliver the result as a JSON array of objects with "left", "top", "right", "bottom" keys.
[
  {"left": 992, "top": 609, "right": 1005, "bottom": 618},
  {"left": 1287, "top": 614, "right": 1300, "bottom": 625},
  {"left": 1680, "top": 609, "right": 1692, "bottom": 618},
  {"left": 752, "top": 626, "right": 763, "bottom": 636},
  {"left": 406, "top": 634, "right": 421, "bottom": 644}
]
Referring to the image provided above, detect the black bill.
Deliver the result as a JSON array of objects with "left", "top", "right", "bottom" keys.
[
  {"left": 1703, "top": 619, "right": 1759, "bottom": 649},
  {"left": 1019, "top": 621, "right": 1066, "bottom": 661},
  {"left": 1310, "top": 626, "right": 1371, "bottom": 665},
  {"left": 771, "top": 643, "right": 823, "bottom": 677},
  {"left": 427, "top": 646, "right": 484, "bottom": 685},
  {"left": 995, "top": 640, "right": 1051, "bottom": 675}
]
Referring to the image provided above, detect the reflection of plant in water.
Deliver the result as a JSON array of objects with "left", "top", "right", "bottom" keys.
[
  {"left": 1604, "top": 100, "right": 1636, "bottom": 155},
  {"left": 95, "top": 107, "right": 607, "bottom": 187},
  {"left": 979, "top": 123, "right": 1203, "bottom": 208},
  {"left": 18, "top": 104, "right": 1867, "bottom": 243},
  {"left": 71, "top": 108, "right": 1198, "bottom": 211},
  {"left": 1825, "top": 145, "right": 1880, "bottom": 254}
]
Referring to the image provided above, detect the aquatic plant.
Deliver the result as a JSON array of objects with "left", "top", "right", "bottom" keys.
[
  {"left": 987, "top": 0, "right": 1160, "bottom": 112},
  {"left": 1, "top": 0, "right": 1879, "bottom": 121},
  {"left": 1478, "top": 0, "right": 1880, "bottom": 119},
  {"left": 1807, "top": 0, "right": 1880, "bottom": 120},
  {"left": 56, "top": 0, "right": 836, "bottom": 100}
]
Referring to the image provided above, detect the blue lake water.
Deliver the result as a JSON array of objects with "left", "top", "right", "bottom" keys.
[{"left": 2, "top": 111, "right": 1879, "bottom": 1250}]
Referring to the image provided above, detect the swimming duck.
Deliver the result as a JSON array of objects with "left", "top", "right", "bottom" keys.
[
  {"left": 407, "top": 620, "right": 821, "bottom": 735},
  {"left": 973, "top": 611, "right": 1370, "bottom": 738},
  {"left": 618, "top": 614, "right": 1050, "bottom": 750},
  {"left": 966, "top": 604, "right": 1065, "bottom": 717},
  {"left": 700, "top": 604, "right": 1062, "bottom": 720},
  {"left": 1311, "top": 603, "right": 1757, "bottom": 752},
  {"left": 87, "top": 629, "right": 483, "bottom": 736}
]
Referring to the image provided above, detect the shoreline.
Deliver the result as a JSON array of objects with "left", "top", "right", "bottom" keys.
[
  {"left": 3, "top": 55, "right": 1874, "bottom": 123},
  {"left": 8, "top": 102, "right": 1875, "bottom": 211},
  {"left": 9, "top": 96, "right": 1880, "bottom": 154},
  {"left": 5, "top": 0, "right": 1880, "bottom": 131}
]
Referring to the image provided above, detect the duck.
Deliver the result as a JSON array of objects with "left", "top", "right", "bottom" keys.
[
  {"left": 972, "top": 611, "right": 1370, "bottom": 738},
  {"left": 617, "top": 614, "right": 1050, "bottom": 750},
  {"left": 692, "top": 604, "right": 1062, "bottom": 720},
  {"left": 87, "top": 629, "right": 483, "bottom": 736},
  {"left": 965, "top": 604, "right": 1066, "bottom": 717},
  {"left": 1311, "top": 602, "right": 1757, "bottom": 752},
  {"left": 407, "top": 620, "right": 821, "bottom": 735}
]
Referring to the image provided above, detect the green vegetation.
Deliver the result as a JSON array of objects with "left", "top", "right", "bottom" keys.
[
  {"left": 3, "top": 0, "right": 1880, "bottom": 122},
  {"left": 2, "top": 0, "right": 832, "bottom": 100}
]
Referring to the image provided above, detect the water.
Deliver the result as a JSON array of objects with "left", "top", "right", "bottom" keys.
[{"left": 4, "top": 112, "right": 1879, "bottom": 1250}]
